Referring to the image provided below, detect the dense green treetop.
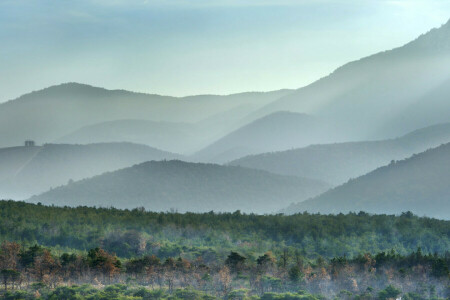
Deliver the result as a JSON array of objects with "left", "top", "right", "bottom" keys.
[{"left": 0, "top": 201, "right": 448, "bottom": 259}]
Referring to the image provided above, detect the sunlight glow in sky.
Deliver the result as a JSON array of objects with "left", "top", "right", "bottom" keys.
[{"left": 0, "top": 0, "right": 449, "bottom": 101}]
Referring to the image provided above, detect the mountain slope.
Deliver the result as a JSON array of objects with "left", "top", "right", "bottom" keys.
[
  {"left": 256, "top": 19, "right": 450, "bottom": 140},
  {"left": 56, "top": 104, "right": 268, "bottom": 154},
  {"left": 29, "top": 160, "right": 331, "bottom": 214},
  {"left": 283, "top": 143, "right": 450, "bottom": 219},
  {"left": 0, "top": 142, "right": 179, "bottom": 199},
  {"left": 56, "top": 120, "right": 202, "bottom": 154},
  {"left": 377, "top": 78, "right": 450, "bottom": 136},
  {"left": 193, "top": 21, "right": 450, "bottom": 162},
  {"left": 0, "top": 146, "right": 41, "bottom": 182},
  {"left": 229, "top": 122, "right": 450, "bottom": 185},
  {"left": 56, "top": 101, "right": 285, "bottom": 155},
  {"left": 0, "top": 83, "right": 292, "bottom": 149},
  {"left": 192, "top": 111, "right": 341, "bottom": 163}
]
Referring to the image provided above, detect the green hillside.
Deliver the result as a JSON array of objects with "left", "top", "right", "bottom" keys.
[
  {"left": 284, "top": 143, "right": 450, "bottom": 219},
  {"left": 29, "top": 160, "right": 330, "bottom": 214}
]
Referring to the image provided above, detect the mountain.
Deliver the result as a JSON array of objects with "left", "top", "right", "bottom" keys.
[
  {"left": 229, "top": 122, "right": 450, "bottom": 185},
  {"left": 0, "top": 146, "right": 41, "bottom": 182},
  {"left": 192, "top": 111, "right": 341, "bottom": 163},
  {"left": 0, "top": 142, "right": 179, "bottom": 199},
  {"left": 376, "top": 78, "right": 450, "bottom": 136},
  {"left": 56, "top": 120, "right": 202, "bottom": 154},
  {"left": 56, "top": 105, "right": 269, "bottom": 154},
  {"left": 0, "top": 83, "right": 292, "bottom": 150},
  {"left": 192, "top": 21, "right": 450, "bottom": 162},
  {"left": 255, "top": 19, "right": 450, "bottom": 140},
  {"left": 2, "top": 21, "right": 449, "bottom": 155},
  {"left": 3, "top": 21, "right": 449, "bottom": 155},
  {"left": 29, "top": 160, "right": 330, "bottom": 214},
  {"left": 283, "top": 143, "right": 450, "bottom": 219}
]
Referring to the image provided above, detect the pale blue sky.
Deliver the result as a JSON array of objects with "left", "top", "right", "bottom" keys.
[{"left": 0, "top": 0, "right": 449, "bottom": 101}]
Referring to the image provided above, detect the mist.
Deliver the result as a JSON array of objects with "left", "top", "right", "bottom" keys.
[{"left": 0, "top": 2, "right": 449, "bottom": 299}]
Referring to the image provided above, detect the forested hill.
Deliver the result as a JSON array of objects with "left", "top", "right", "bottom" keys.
[
  {"left": 29, "top": 160, "right": 330, "bottom": 214},
  {"left": 0, "top": 142, "right": 180, "bottom": 199},
  {"left": 284, "top": 142, "right": 450, "bottom": 219},
  {"left": 229, "top": 122, "right": 450, "bottom": 185},
  {"left": 0, "top": 200, "right": 448, "bottom": 259}
]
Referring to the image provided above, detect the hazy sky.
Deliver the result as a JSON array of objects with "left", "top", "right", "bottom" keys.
[{"left": 0, "top": 0, "right": 449, "bottom": 102}]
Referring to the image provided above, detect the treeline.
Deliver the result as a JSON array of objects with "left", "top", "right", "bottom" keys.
[
  {"left": 0, "top": 201, "right": 449, "bottom": 260},
  {"left": 0, "top": 242, "right": 449, "bottom": 299}
]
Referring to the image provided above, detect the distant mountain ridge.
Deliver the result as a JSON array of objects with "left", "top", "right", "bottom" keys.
[
  {"left": 0, "top": 142, "right": 179, "bottom": 199},
  {"left": 1, "top": 20, "right": 449, "bottom": 218},
  {"left": 192, "top": 111, "right": 342, "bottom": 163},
  {"left": 283, "top": 143, "right": 450, "bottom": 219},
  {"left": 189, "top": 20, "right": 450, "bottom": 162},
  {"left": 29, "top": 160, "right": 331, "bottom": 214},
  {"left": 2, "top": 20, "right": 449, "bottom": 157},
  {"left": 0, "top": 83, "right": 293, "bottom": 151},
  {"left": 254, "top": 19, "right": 450, "bottom": 140},
  {"left": 376, "top": 78, "right": 450, "bottom": 136},
  {"left": 229, "top": 122, "right": 450, "bottom": 185},
  {"left": 56, "top": 119, "right": 200, "bottom": 154}
]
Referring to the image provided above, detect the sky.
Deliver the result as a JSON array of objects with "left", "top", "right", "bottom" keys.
[{"left": 0, "top": 0, "right": 449, "bottom": 102}]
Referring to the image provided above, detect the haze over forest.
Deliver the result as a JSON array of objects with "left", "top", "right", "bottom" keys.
[{"left": 0, "top": 3, "right": 449, "bottom": 299}]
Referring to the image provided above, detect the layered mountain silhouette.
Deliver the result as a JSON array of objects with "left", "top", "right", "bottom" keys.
[
  {"left": 0, "top": 142, "right": 179, "bottom": 199},
  {"left": 254, "top": 19, "right": 450, "bottom": 141},
  {"left": 189, "top": 20, "right": 450, "bottom": 162},
  {"left": 56, "top": 102, "right": 284, "bottom": 155},
  {"left": 283, "top": 143, "right": 450, "bottom": 219},
  {"left": 2, "top": 20, "right": 449, "bottom": 158},
  {"left": 0, "top": 83, "right": 292, "bottom": 151},
  {"left": 1, "top": 20, "right": 449, "bottom": 217},
  {"left": 29, "top": 160, "right": 330, "bottom": 214},
  {"left": 377, "top": 78, "right": 450, "bottom": 136},
  {"left": 57, "top": 120, "right": 202, "bottom": 154},
  {"left": 192, "top": 111, "right": 342, "bottom": 163},
  {"left": 229, "top": 122, "right": 450, "bottom": 185}
]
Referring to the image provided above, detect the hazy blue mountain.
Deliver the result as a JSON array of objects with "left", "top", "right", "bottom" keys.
[
  {"left": 229, "top": 122, "right": 450, "bottom": 185},
  {"left": 376, "top": 78, "right": 450, "bottom": 137},
  {"left": 283, "top": 143, "right": 450, "bottom": 219},
  {"left": 255, "top": 19, "right": 450, "bottom": 141},
  {"left": 56, "top": 104, "right": 270, "bottom": 154},
  {"left": 0, "top": 83, "right": 292, "bottom": 149},
  {"left": 3, "top": 21, "right": 448, "bottom": 156},
  {"left": 29, "top": 160, "right": 330, "bottom": 214},
  {"left": 0, "top": 146, "right": 41, "bottom": 182},
  {"left": 0, "top": 142, "right": 179, "bottom": 199},
  {"left": 2, "top": 21, "right": 449, "bottom": 157},
  {"left": 192, "top": 111, "right": 341, "bottom": 163},
  {"left": 191, "top": 21, "right": 450, "bottom": 162},
  {"left": 57, "top": 120, "right": 202, "bottom": 154}
]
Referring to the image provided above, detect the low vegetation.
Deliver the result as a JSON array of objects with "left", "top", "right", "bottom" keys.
[{"left": 0, "top": 242, "right": 448, "bottom": 299}]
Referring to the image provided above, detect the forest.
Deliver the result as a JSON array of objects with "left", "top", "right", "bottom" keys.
[
  {"left": 0, "top": 201, "right": 449, "bottom": 299},
  {"left": 1, "top": 201, "right": 449, "bottom": 259}
]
